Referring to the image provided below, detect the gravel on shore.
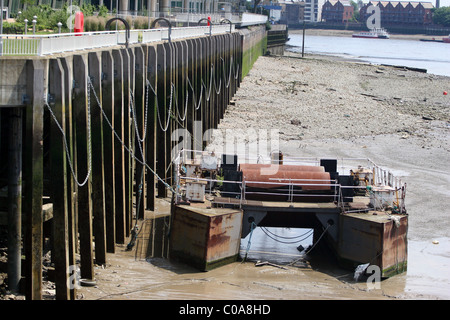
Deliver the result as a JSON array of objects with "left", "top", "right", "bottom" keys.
[
  {"left": 207, "top": 52, "right": 450, "bottom": 245},
  {"left": 208, "top": 53, "right": 450, "bottom": 151}
]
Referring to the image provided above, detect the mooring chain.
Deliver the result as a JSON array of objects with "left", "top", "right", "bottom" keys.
[
  {"left": 87, "top": 78, "right": 145, "bottom": 166},
  {"left": 87, "top": 77, "right": 175, "bottom": 194},
  {"left": 45, "top": 55, "right": 238, "bottom": 194},
  {"left": 146, "top": 54, "right": 238, "bottom": 127},
  {"left": 203, "top": 63, "right": 214, "bottom": 102},
  {"left": 213, "top": 63, "right": 222, "bottom": 95},
  {"left": 44, "top": 83, "right": 93, "bottom": 188},
  {"left": 221, "top": 55, "right": 234, "bottom": 89},
  {"left": 129, "top": 86, "right": 150, "bottom": 144},
  {"left": 129, "top": 91, "right": 147, "bottom": 168},
  {"left": 259, "top": 227, "right": 313, "bottom": 245},
  {"left": 172, "top": 82, "right": 189, "bottom": 122},
  {"left": 187, "top": 76, "right": 203, "bottom": 111}
]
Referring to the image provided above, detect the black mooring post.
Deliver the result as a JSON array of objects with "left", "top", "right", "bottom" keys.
[
  {"left": 7, "top": 107, "right": 23, "bottom": 294},
  {"left": 302, "top": 21, "right": 306, "bottom": 58}
]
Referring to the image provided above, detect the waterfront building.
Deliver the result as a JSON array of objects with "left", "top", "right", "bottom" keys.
[
  {"left": 359, "top": 1, "right": 434, "bottom": 26},
  {"left": 304, "top": 0, "right": 320, "bottom": 22},
  {"left": 278, "top": 0, "right": 306, "bottom": 25},
  {"left": 321, "top": 0, "right": 354, "bottom": 23},
  {"left": 1, "top": 0, "right": 239, "bottom": 16}
]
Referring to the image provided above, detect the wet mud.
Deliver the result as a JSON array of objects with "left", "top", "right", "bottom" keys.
[{"left": 76, "top": 54, "right": 450, "bottom": 300}]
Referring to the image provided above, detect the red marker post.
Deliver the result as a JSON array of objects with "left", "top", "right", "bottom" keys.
[{"left": 74, "top": 11, "right": 84, "bottom": 35}]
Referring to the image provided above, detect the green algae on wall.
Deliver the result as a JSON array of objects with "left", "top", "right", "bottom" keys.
[{"left": 240, "top": 26, "right": 267, "bottom": 79}]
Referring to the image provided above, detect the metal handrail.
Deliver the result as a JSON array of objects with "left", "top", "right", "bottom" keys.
[{"left": 0, "top": 24, "right": 234, "bottom": 56}]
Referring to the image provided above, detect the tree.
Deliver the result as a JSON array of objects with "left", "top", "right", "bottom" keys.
[
  {"left": 252, "top": 0, "right": 262, "bottom": 13},
  {"left": 432, "top": 6, "right": 450, "bottom": 27},
  {"left": 350, "top": 0, "right": 360, "bottom": 22}
]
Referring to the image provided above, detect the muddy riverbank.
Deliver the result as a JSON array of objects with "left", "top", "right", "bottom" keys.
[
  {"left": 80, "top": 53, "right": 449, "bottom": 301},
  {"left": 2, "top": 52, "right": 449, "bottom": 302}
]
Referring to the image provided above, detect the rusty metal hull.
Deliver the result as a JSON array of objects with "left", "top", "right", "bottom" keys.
[
  {"left": 336, "top": 213, "right": 408, "bottom": 277},
  {"left": 169, "top": 205, "right": 243, "bottom": 271}
]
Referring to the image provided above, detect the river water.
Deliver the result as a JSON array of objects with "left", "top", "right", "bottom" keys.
[{"left": 286, "top": 34, "right": 450, "bottom": 77}]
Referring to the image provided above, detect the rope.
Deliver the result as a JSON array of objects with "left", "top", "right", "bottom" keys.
[
  {"left": 46, "top": 49, "right": 241, "bottom": 191},
  {"left": 44, "top": 77, "right": 95, "bottom": 187},
  {"left": 260, "top": 227, "right": 313, "bottom": 244},
  {"left": 187, "top": 76, "right": 203, "bottom": 111},
  {"left": 44, "top": 98, "right": 92, "bottom": 187},
  {"left": 243, "top": 222, "right": 257, "bottom": 261},
  {"left": 222, "top": 55, "right": 234, "bottom": 89},
  {"left": 129, "top": 85, "right": 150, "bottom": 143},
  {"left": 87, "top": 78, "right": 175, "bottom": 194},
  {"left": 287, "top": 223, "right": 333, "bottom": 266},
  {"left": 172, "top": 82, "right": 189, "bottom": 122}
]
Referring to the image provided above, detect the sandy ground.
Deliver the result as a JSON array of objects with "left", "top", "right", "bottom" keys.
[{"left": 2, "top": 51, "right": 449, "bottom": 303}]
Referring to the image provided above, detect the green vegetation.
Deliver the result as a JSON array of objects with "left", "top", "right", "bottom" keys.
[
  {"left": 3, "top": 3, "right": 114, "bottom": 34},
  {"left": 432, "top": 6, "right": 450, "bottom": 27},
  {"left": 350, "top": 1, "right": 360, "bottom": 22},
  {"left": 241, "top": 35, "right": 267, "bottom": 78}
]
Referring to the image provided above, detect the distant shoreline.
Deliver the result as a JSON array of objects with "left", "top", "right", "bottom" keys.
[{"left": 288, "top": 28, "right": 448, "bottom": 41}]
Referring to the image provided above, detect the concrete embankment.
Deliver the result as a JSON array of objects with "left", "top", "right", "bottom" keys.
[{"left": 0, "top": 24, "right": 268, "bottom": 300}]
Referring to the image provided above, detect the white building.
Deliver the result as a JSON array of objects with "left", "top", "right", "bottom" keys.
[{"left": 304, "top": 0, "right": 319, "bottom": 22}]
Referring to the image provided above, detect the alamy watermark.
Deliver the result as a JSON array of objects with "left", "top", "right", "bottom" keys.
[
  {"left": 171, "top": 121, "right": 281, "bottom": 175},
  {"left": 366, "top": 4, "right": 381, "bottom": 30},
  {"left": 354, "top": 263, "right": 382, "bottom": 290},
  {"left": 67, "top": 265, "right": 81, "bottom": 290}
]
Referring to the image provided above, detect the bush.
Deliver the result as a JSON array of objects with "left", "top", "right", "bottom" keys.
[
  {"left": 15, "top": 4, "right": 110, "bottom": 33},
  {"left": 84, "top": 16, "right": 107, "bottom": 32},
  {"left": 433, "top": 7, "right": 450, "bottom": 27},
  {"left": 133, "top": 16, "right": 151, "bottom": 30},
  {"left": 1, "top": 21, "right": 23, "bottom": 34}
]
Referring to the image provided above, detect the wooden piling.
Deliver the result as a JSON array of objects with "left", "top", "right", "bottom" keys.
[
  {"left": 146, "top": 45, "right": 157, "bottom": 211},
  {"left": 156, "top": 43, "right": 167, "bottom": 198},
  {"left": 60, "top": 56, "right": 77, "bottom": 300},
  {"left": 48, "top": 58, "right": 71, "bottom": 299},
  {"left": 7, "top": 106, "right": 22, "bottom": 294},
  {"left": 24, "top": 59, "right": 45, "bottom": 300},
  {"left": 101, "top": 50, "right": 116, "bottom": 253},
  {"left": 112, "top": 49, "right": 126, "bottom": 244},
  {"left": 88, "top": 52, "right": 107, "bottom": 265},
  {"left": 134, "top": 46, "right": 146, "bottom": 220},
  {"left": 72, "top": 54, "right": 94, "bottom": 280},
  {"left": 122, "top": 48, "right": 133, "bottom": 237},
  {"left": 1, "top": 28, "right": 248, "bottom": 300}
]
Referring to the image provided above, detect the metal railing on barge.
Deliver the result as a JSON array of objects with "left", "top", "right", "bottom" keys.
[{"left": 172, "top": 150, "right": 408, "bottom": 214}]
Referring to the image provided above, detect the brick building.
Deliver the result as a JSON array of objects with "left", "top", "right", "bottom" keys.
[
  {"left": 360, "top": 1, "right": 434, "bottom": 26},
  {"left": 321, "top": 0, "right": 354, "bottom": 23}
]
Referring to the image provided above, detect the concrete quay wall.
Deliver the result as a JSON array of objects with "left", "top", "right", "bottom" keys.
[{"left": 0, "top": 25, "right": 267, "bottom": 300}]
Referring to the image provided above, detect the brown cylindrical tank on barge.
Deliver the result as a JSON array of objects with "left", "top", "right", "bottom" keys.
[{"left": 239, "top": 164, "right": 335, "bottom": 202}]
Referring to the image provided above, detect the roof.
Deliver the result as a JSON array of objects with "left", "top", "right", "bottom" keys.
[
  {"left": 364, "top": 1, "right": 434, "bottom": 8},
  {"left": 325, "top": 0, "right": 353, "bottom": 6}
]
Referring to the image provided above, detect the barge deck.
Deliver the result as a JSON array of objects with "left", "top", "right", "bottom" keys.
[{"left": 168, "top": 151, "right": 408, "bottom": 278}]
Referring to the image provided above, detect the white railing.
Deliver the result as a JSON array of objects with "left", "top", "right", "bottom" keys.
[
  {"left": 0, "top": 24, "right": 235, "bottom": 57},
  {"left": 174, "top": 149, "right": 407, "bottom": 213}
]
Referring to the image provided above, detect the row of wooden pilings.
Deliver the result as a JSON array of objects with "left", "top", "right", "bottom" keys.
[{"left": 0, "top": 29, "right": 246, "bottom": 299}]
